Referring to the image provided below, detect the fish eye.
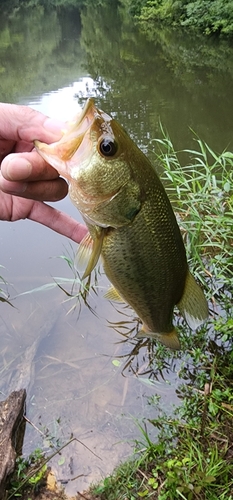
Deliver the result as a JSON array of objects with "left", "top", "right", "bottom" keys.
[{"left": 99, "top": 138, "right": 118, "bottom": 157}]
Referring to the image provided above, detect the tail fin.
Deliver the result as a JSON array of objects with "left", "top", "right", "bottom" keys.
[{"left": 136, "top": 326, "right": 181, "bottom": 350}]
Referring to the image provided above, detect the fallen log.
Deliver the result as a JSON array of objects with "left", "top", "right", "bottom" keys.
[{"left": 0, "top": 389, "right": 26, "bottom": 499}]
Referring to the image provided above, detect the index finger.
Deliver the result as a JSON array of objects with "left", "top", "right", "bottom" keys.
[{"left": 0, "top": 103, "right": 64, "bottom": 144}]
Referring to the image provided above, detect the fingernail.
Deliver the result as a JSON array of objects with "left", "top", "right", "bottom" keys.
[{"left": 5, "top": 157, "right": 32, "bottom": 181}]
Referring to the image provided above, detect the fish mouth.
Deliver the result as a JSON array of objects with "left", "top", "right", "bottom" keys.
[
  {"left": 35, "top": 98, "right": 114, "bottom": 177},
  {"left": 73, "top": 98, "right": 96, "bottom": 136},
  {"left": 58, "top": 98, "right": 113, "bottom": 165},
  {"left": 58, "top": 98, "right": 98, "bottom": 162},
  {"left": 35, "top": 98, "right": 109, "bottom": 177},
  {"left": 67, "top": 98, "right": 112, "bottom": 143}
]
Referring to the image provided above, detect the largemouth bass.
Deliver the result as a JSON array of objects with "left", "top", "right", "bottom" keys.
[{"left": 35, "top": 98, "right": 208, "bottom": 349}]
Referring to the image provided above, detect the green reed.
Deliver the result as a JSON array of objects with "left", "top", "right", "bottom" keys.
[{"left": 151, "top": 129, "right": 232, "bottom": 295}]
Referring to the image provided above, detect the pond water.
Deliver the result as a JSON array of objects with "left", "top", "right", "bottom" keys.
[{"left": 0, "top": 2, "right": 233, "bottom": 495}]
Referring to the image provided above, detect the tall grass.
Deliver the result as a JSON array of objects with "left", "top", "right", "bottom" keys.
[{"left": 151, "top": 130, "right": 233, "bottom": 297}]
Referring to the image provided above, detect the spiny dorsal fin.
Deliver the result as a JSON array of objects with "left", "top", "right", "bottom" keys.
[{"left": 177, "top": 270, "right": 209, "bottom": 330}]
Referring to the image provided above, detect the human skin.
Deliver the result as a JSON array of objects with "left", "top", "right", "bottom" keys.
[{"left": 0, "top": 103, "right": 87, "bottom": 242}]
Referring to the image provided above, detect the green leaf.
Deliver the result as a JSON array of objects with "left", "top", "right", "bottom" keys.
[
  {"left": 205, "top": 475, "right": 216, "bottom": 483},
  {"left": 138, "top": 490, "right": 149, "bottom": 497},
  {"left": 112, "top": 359, "right": 121, "bottom": 367},
  {"left": 148, "top": 478, "right": 159, "bottom": 489},
  {"left": 223, "top": 182, "right": 231, "bottom": 192},
  {"left": 222, "top": 152, "right": 233, "bottom": 159}
]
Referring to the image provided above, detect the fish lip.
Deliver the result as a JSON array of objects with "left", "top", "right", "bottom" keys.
[
  {"left": 64, "top": 98, "right": 112, "bottom": 160},
  {"left": 66, "top": 98, "right": 116, "bottom": 180},
  {"left": 77, "top": 98, "right": 95, "bottom": 126},
  {"left": 69, "top": 98, "right": 97, "bottom": 141},
  {"left": 74, "top": 98, "right": 111, "bottom": 133}
]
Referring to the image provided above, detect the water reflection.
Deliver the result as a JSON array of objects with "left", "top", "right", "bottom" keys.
[
  {"left": 0, "top": 1, "right": 232, "bottom": 494},
  {"left": 0, "top": 3, "right": 232, "bottom": 151},
  {"left": 79, "top": 1, "right": 233, "bottom": 152},
  {"left": 30, "top": 76, "right": 108, "bottom": 120},
  {"left": 0, "top": 6, "right": 84, "bottom": 103}
]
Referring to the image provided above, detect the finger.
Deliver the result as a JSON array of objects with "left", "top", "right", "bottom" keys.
[
  {"left": 0, "top": 174, "right": 68, "bottom": 202},
  {"left": 1, "top": 151, "right": 59, "bottom": 182},
  {"left": 28, "top": 201, "right": 88, "bottom": 243},
  {"left": 0, "top": 103, "right": 64, "bottom": 143},
  {"left": 0, "top": 139, "right": 16, "bottom": 160}
]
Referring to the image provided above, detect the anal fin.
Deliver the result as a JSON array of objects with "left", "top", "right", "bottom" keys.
[
  {"left": 177, "top": 270, "right": 209, "bottom": 330},
  {"left": 104, "top": 286, "right": 125, "bottom": 303}
]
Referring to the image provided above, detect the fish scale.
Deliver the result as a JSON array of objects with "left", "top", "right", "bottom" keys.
[
  {"left": 99, "top": 193, "right": 187, "bottom": 335},
  {"left": 35, "top": 98, "right": 209, "bottom": 349}
]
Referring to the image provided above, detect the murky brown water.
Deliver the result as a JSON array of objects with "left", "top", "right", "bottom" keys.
[{"left": 1, "top": 1, "right": 233, "bottom": 494}]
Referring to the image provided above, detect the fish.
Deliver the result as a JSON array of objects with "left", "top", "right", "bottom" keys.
[{"left": 34, "top": 98, "right": 208, "bottom": 349}]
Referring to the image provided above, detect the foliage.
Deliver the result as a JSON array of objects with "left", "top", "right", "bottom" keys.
[
  {"left": 92, "top": 342, "right": 233, "bottom": 499},
  {"left": 2, "top": 0, "right": 233, "bottom": 37},
  {"left": 181, "top": 0, "right": 233, "bottom": 35},
  {"left": 91, "top": 337, "right": 233, "bottom": 499},
  {"left": 130, "top": 0, "right": 233, "bottom": 37},
  {"left": 7, "top": 448, "right": 47, "bottom": 498},
  {"left": 152, "top": 129, "right": 233, "bottom": 294},
  {"left": 0, "top": 0, "right": 86, "bottom": 14}
]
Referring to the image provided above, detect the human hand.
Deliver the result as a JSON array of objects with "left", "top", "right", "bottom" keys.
[{"left": 0, "top": 103, "right": 87, "bottom": 242}]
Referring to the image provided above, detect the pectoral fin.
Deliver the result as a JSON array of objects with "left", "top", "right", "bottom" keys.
[
  {"left": 177, "top": 270, "right": 209, "bottom": 330},
  {"left": 136, "top": 326, "right": 181, "bottom": 350},
  {"left": 75, "top": 228, "right": 105, "bottom": 279}
]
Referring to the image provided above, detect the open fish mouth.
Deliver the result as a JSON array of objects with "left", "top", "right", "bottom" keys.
[
  {"left": 34, "top": 98, "right": 114, "bottom": 180},
  {"left": 34, "top": 98, "right": 97, "bottom": 178},
  {"left": 62, "top": 98, "right": 113, "bottom": 156},
  {"left": 67, "top": 98, "right": 96, "bottom": 141},
  {"left": 55, "top": 98, "right": 98, "bottom": 163}
]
